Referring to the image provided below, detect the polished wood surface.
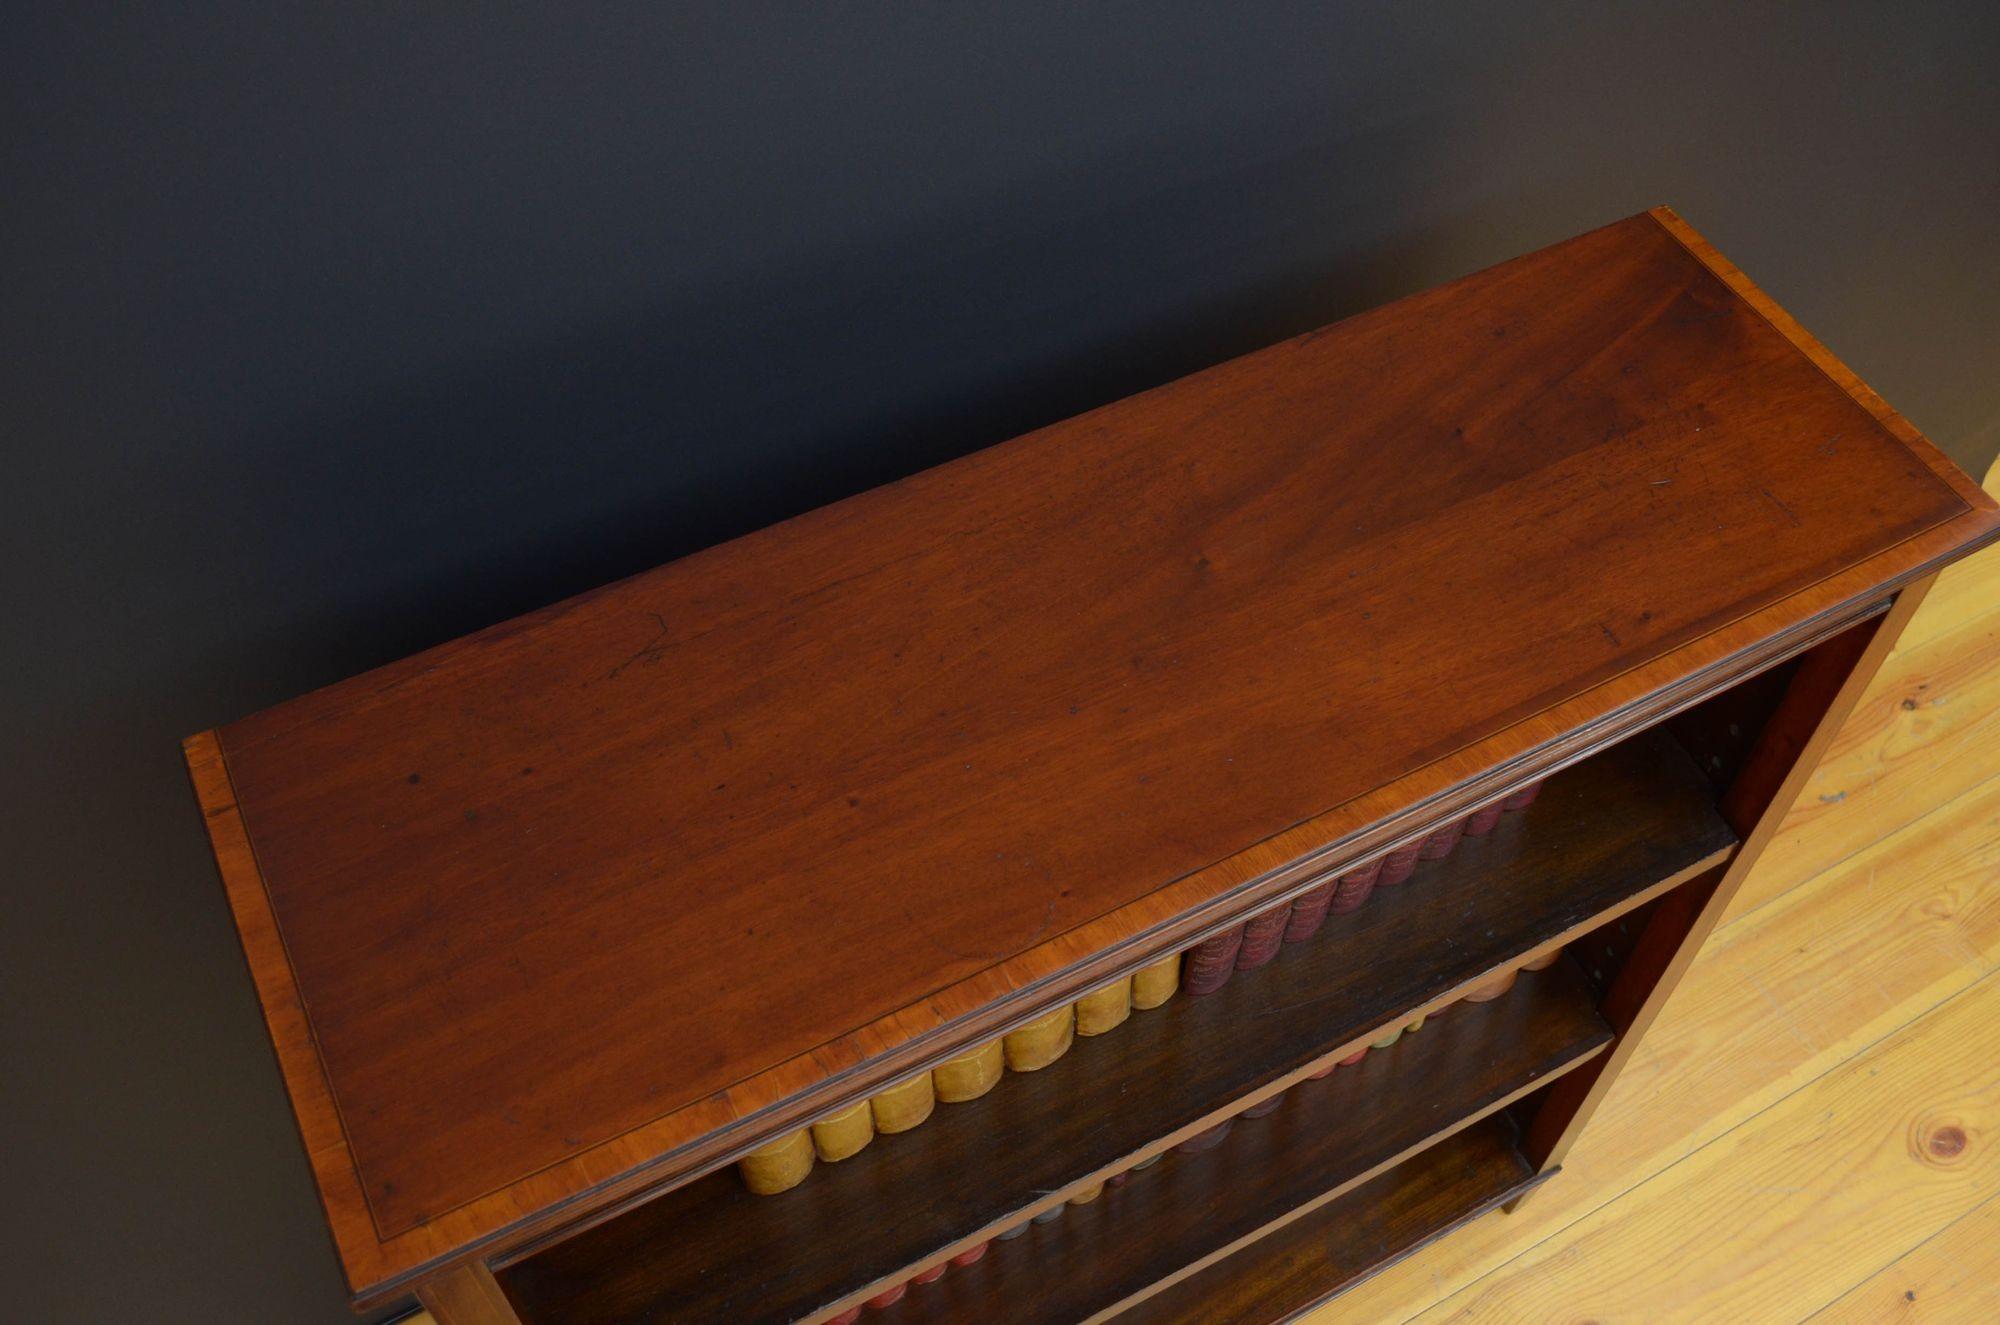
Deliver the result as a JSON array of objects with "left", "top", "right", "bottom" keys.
[
  {"left": 184, "top": 208, "right": 2000, "bottom": 1301},
  {"left": 403, "top": 472, "right": 2000, "bottom": 1325},
  {"left": 490, "top": 732, "right": 1720, "bottom": 1323}
]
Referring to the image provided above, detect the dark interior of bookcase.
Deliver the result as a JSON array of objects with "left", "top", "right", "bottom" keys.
[
  {"left": 492, "top": 653, "right": 1819, "bottom": 1325},
  {"left": 1119, "top": 1111, "right": 1553, "bottom": 1325}
]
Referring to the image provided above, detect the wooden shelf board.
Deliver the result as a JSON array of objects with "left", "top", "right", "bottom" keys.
[
  {"left": 846, "top": 963, "right": 1600, "bottom": 1324},
  {"left": 495, "top": 727, "right": 1711, "bottom": 1324},
  {"left": 1121, "top": 1117, "right": 1544, "bottom": 1325}
]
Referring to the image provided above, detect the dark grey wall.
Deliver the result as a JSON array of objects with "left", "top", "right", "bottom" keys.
[{"left": 4, "top": 4, "right": 1994, "bottom": 1320}]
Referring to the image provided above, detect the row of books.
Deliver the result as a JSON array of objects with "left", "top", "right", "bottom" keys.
[
  {"left": 737, "top": 776, "right": 1549, "bottom": 1196},
  {"left": 736, "top": 948, "right": 1183, "bottom": 1195},
  {"left": 1184, "top": 776, "right": 1546, "bottom": 994},
  {"left": 821, "top": 950, "right": 1556, "bottom": 1318}
]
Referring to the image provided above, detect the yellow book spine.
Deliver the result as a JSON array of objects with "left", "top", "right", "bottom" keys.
[
  {"left": 738, "top": 1128, "right": 814, "bottom": 1194},
  {"left": 811, "top": 1099, "right": 874, "bottom": 1162},
  {"left": 932, "top": 1038, "right": 1004, "bottom": 1103},
  {"left": 870, "top": 1072, "right": 936, "bottom": 1133},
  {"left": 1131, "top": 951, "right": 1181, "bottom": 1009},
  {"left": 1004, "top": 1002, "right": 1076, "bottom": 1072},
  {"left": 1075, "top": 976, "right": 1132, "bottom": 1036}
]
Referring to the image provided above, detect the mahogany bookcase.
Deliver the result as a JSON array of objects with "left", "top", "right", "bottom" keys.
[{"left": 186, "top": 208, "right": 2000, "bottom": 1323}]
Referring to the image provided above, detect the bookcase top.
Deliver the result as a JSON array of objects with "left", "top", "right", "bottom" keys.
[{"left": 185, "top": 207, "right": 1998, "bottom": 1301}]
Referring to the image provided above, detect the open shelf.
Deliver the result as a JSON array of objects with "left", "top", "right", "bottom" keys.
[
  {"left": 871, "top": 960, "right": 1604, "bottom": 1323},
  {"left": 1122, "top": 1117, "right": 1544, "bottom": 1323},
  {"left": 495, "top": 727, "right": 1730, "bottom": 1324}
]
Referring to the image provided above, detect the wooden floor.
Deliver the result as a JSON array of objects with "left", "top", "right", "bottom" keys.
[
  {"left": 1308, "top": 458, "right": 2000, "bottom": 1324},
  {"left": 403, "top": 463, "right": 2000, "bottom": 1325}
]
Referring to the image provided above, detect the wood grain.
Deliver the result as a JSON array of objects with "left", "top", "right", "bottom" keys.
[
  {"left": 183, "top": 209, "right": 2000, "bottom": 1301},
  {"left": 413, "top": 1263, "right": 517, "bottom": 1325},
  {"left": 1407, "top": 966, "right": 2000, "bottom": 1323},
  {"left": 1737, "top": 601, "right": 2000, "bottom": 917},
  {"left": 492, "top": 735, "right": 1715, "bottom": 1323},
  {"left": 1808, "top": 1191, "right": 2000, "bottom": 1324}
]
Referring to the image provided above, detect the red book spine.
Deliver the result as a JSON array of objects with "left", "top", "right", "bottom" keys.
[
  {"left": 1419, "top": 817, "right": 1466, "bottom": 860},
  {"left": 1462, "top": 802, "right": 1505, "bottom": 836},
  {"left": 1329, "top": 857, "right": 1382, "bottom": 913},
  {"left": 1175, "top": 1118, "right": 1234, "bottom": 1153},
  {"left": 1183, "top": 924, "right": 1246, "bottom": 994},
  {"left": 1284, "top": 879, "right": 1337, "bottom": 943},
  {"left": 1234, "top": 906, "right": 1289, "bottom": 971},
  {"left": 1502, "top": 778, "right": 1546, "bottom": 811},
  {"left": 1376, "top": 839, "right": 1424, "bottom": 885},
  {"left": 1461, "top": 965, "right": 1519, "bottom": 1002},
  {"left": 1240, "top": 1088, "right": 1285, "bottom": 1119}
]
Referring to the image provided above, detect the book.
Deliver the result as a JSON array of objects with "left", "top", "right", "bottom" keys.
[
  {"left": 810, "top": 1099, "right": 874, "bottom": 1162},
  {"left": 1461, "top": 965, "right": 1520, "bottom": 1002},
  {"left": 1183, "top": 924, "right": 1245, "bottom": 994},
  {"left": 736, "top": 1128, "right": 814, "bottom": 1194},
  {"left": 1239, "top": 1088, "right": 1285, "bottom": 1119},
  {"left": 1233, "top": 906, "right": 1290, "bottom": 971},
  {"left": 870, "top": 1073, "right": 936, "bottom": 1133},
  {"left": 1131, "top": 951, "right": 1182, "bottom": 1009},
  {"left": 1462, "top": 801, "right": 1505, "bottom": 836},
  {"left": 864, "top": 1281, "right": 908, "bottom": 1308},
  {"left": 1419, "top": 817, "right": 1466, "bottom": 860},
  {"left": 1375, "top": 839, "right": 1425, "bottom": 886},
  {"left": 1329, "top": 858, "right": 1383, "bottom": 914},
  {"left": 1075, "top": 976, "right": 1133, "bottom": 1036},
  {"left": 1283, "top": 880, "right": 1336, "bottom": 943},
  {"left": 932, "top": 1038, "right": 1005, "bottom": 1103},
  {"left": 1003, "top": 1002, "right": 1076, "bottom": 1071},
  {"left": 1175, "top": 1119, "right": 1234, "bottom": 1154}
]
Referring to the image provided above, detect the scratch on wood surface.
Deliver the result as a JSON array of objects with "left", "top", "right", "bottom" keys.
[
  {"left": 608, "top": 612, "right": 672, "bottom": 679},
  {"left": 1761, "top": 486, "right": 1803, "bottom": 527}
]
